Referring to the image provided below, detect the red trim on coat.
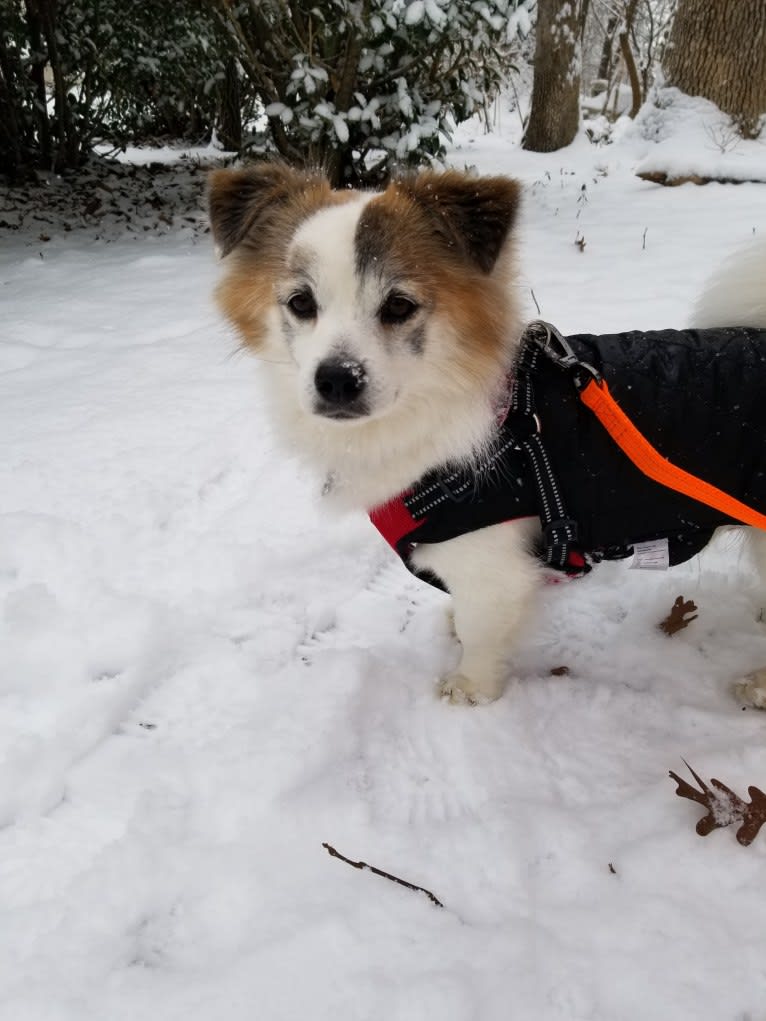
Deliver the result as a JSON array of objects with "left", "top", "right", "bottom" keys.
[{"left": 369, "top": 496, "right": 419, "bottom": 551}]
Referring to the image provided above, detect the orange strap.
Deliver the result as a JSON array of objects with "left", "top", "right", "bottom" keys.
[{"left": 579, "top": 377, "right": 766, "bottom": 531}]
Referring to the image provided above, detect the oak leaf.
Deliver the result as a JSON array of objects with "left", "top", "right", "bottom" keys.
[
  {"left": 659, "top": 595, "right": 698, "bottom": 635},
  {"left": 669, "top": 760, "right": 766, "bottom": 846}
]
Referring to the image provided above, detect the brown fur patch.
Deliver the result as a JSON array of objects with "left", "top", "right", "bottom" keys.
[
  {"left": 355, "top": 173, "right": 520, "bottom": 382},
  {"left": 357, "top": 171, "right": 521, "bottom": 275},
  {"left": 209, "top": 162, "right": 355, "bottom": 349}
]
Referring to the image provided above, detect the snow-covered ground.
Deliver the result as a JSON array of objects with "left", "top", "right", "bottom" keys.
[{"left": 1, "top": 108, "right": 765, "bottom": 1020}]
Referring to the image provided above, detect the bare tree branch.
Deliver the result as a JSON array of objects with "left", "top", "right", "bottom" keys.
[{"left": 322, "top": 842, "right": 444, "bottom": 908}]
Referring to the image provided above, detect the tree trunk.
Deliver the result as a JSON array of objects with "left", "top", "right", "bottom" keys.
[
  {"left": 522, "top": 0, "right": 583, "bottom": 152},
  {"left": 664, "top": 0, "right": 766, "bottom": 138},
  {"left": 597, "top": 12, "right": 618, "bottom": 81},
  {"left": 218, "top": 55, "right": 242, "bottom": 151},
  {"left": 618, "top": 0, "right": 642, "bottom": 119},
  {"left": 26, "top": 0, "right": 80, "bottom": 170},
  {"left": 0, "top": 32, "right": 32, "bottom": 180},
  {"left": 24, "top": 0, "right": 51, "bottom": 167}
]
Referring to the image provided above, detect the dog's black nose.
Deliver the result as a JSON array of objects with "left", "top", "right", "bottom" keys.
[{"left": 314, "top": 358, "right": 367, "bottom": 407}]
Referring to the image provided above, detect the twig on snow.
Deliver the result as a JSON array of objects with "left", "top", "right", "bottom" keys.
[{"left": 322, "top": 842, "right": 444, "bottom": 908}]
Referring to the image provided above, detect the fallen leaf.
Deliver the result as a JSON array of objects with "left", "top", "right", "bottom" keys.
[
  {"left": 659, "top": 595, "right": 698, "bottom": 635},
  {"left": 669, "top": 760, "right": 766, "bottom": 845}
]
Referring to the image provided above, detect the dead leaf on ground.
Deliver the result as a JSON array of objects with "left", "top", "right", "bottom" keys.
[
  {"left": 659, "top": 595, "right": 698, "bottom": 635},
  {"left": 669, "top": 759, "right": 766, "bottom": 846}
]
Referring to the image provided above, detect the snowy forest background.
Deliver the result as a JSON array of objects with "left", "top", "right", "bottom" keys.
[
  {"left": 2, "top": 3, "right": 766, "bottom": 1020},
  {"left": 1, "top": 0, "right": 764, "bottom": 188}
]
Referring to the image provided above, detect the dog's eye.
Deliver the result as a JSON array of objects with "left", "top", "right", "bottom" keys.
[
  {"left": 287, "top": 290, "right": 318, "bottom": 320},
  {"left": 380, "top": 293, "right": 419, "bottom": 325}
]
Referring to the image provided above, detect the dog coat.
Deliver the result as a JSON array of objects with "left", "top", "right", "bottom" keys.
[{"left": 369, "top": 326, "right": 766, "bottom": 589}]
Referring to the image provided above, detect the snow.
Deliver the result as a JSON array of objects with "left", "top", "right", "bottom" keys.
[
  {"left": 93, "top": 142, "right": 234, "bottom": 166},
  {"left": 634, "top": 88, "right": 766, "bottom": 184},
  {"left": 404, "top": 0, "right": 425, "bottom": 26},
  {"left": 2, "top": 104, "right": 766, "bottom": 1020}
]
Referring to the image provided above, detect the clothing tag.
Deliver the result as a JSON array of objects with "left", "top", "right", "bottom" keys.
[{"left": 628, "top": 538, "right": 669, "bottom": 570}]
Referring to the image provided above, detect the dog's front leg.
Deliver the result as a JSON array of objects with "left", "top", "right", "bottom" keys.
[
  {"left": 412, "top": 519, "right": 542, "bottom": 704},
  {"left": 735, "top": 527, "right": 766, "bottom": 709}
]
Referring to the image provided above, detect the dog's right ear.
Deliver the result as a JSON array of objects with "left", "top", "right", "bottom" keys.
[{"left": 207, "top": 163, "right": 316, "bottom": 257}]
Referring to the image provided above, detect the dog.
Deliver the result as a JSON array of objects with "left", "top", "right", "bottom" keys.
[{"left": 208, "top": 162, "right": 766, "bottom": 707}]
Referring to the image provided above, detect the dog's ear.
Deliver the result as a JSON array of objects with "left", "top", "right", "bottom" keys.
[
  {"left": 207, "top": 162, "right": 322, "bottom": 257},
  {"left": 401, "top": 171, "right": 521, "bottom": 273}
]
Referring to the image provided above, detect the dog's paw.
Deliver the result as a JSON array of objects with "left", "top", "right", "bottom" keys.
[
  {"left": 439, "top": 672, "right": 500, "bottom": 706},
  {"left": 734, "top": 669, "right": 766, "bottom": 709}
]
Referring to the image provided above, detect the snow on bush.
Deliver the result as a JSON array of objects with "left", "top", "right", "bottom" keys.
[
  {"left": 634, "top": 87, "right": 766, "bottom": 184},
  {"left": 217, "top": 0, "right": 535, "bottom": 184}
]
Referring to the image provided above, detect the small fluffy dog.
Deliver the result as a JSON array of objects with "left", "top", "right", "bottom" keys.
[{"left": 208, "top": 162, "right": 766, "bottom": 706}]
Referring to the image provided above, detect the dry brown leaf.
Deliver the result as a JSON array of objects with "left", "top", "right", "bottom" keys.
[
  {"left": 658, "top": 595, "right": 698, "bottom": 635},
  {"left": 669, "top": 760, "right": 766, "bottom": 846}
]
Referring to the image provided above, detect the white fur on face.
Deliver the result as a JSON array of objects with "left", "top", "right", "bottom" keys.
[
  {"left": 214, "top": 169, "right": 521, "bottom": 509},
  {"left": 276, "top": 196, "right": 433, "bottom": 421}
]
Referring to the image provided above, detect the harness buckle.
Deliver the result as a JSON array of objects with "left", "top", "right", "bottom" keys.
[
  {"left": 508, "top": 410, "right": 542, "bottom": 438},
  {"left": 572, "top": 362, "right": 603, "bottom": 389},
  {"left": 526, "top": 319, "right": 602, "bottom": 386}
]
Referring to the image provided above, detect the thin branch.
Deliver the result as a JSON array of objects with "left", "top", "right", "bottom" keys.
[
  {"left": 369, "top": 47, "right": 439, "bottom": 92},
  {"left": 246, "top": 0, "right": 295, "bottom": 65},
  {"left": 509, "top": 75, "right": 527, "bottom": 131},
  {"left": 322, "top": 842, "right": 444, "bottom": 908}
]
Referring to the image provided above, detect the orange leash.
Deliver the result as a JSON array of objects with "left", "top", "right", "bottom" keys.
[{"left": 579, "top": 377, "right": 766, "bottom": 531}]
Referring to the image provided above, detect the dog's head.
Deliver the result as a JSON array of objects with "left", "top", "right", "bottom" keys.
[{"left": 208, "top": 163, "right": 521, "bottom": 426}]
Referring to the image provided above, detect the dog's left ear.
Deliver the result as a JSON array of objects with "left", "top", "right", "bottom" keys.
[{"left": 401, "top": 171, "right": 521, "bottom": 274}]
